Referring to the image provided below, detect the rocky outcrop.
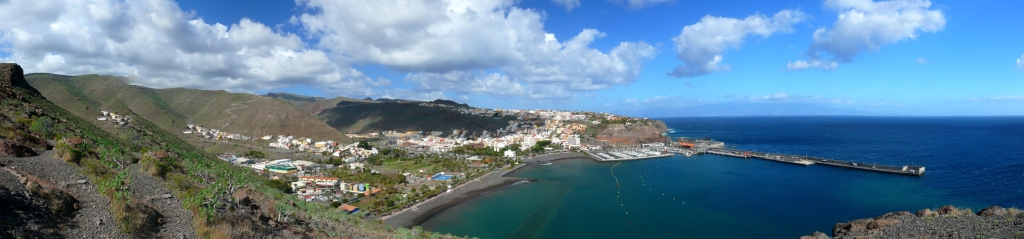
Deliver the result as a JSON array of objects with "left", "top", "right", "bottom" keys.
[
  {"left": 0, "top": 63, "right": 52, "bottom": 157},
  {"left": 595, "top": 120, "right": 668, "bottom": 146},
  {"left": 804, "top": 205, "right": 1024, "bottom": 238}
]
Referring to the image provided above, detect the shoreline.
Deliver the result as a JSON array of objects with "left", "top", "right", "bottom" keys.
[{"left": 382, "top": 152, "right": 594, "bottom": 228}]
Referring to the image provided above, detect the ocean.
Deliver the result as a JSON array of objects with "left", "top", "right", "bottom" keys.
[{"left": 421, "top": 116, "right": 1024, "bottom": 238}]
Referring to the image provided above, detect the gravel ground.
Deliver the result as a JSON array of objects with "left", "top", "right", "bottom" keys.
[
  {"left": 127, "top": 164, "right": 199, "bottom": 239},
  {"left": 803, "top": 206, "right": 1024, "bottom": 239},
  {"left": 1, "top": 151, "right": 130, "bottom": 239}
]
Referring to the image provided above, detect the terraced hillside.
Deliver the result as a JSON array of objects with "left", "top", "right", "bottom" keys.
[
  {"left": 2, "top": 63, "right": 450, "bottom": 238},
  {"left": 25, "top": 74, "right": 350, "bottom": 144}
]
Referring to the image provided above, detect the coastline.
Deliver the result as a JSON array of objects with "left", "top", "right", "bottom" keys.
[{"left": 383, "top": 152, "right": 595, "bottom": 228}]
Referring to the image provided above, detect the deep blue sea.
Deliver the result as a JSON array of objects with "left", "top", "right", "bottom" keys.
[{"left": 422, "top": 117, "right": 1024, "bottom": 238}]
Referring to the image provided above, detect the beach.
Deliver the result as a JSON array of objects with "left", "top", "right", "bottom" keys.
[{"left": 383, "top": 152, "right": 594, "bottom": 228}]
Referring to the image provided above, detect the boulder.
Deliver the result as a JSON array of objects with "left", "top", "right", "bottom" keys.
[
  {"left": 833, "top": 218, "right": 873, "bottom": 237},
  {"left": 937, "top": 205, "right": 957, "bottom": 215},
  {"left": 977, "top": 205, "right": 1007, "bottom": 217},
  {"left": 916, "top": 208, "right": 935, "bottom": 217}
]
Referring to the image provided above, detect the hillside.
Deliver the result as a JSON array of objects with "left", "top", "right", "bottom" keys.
[
  {"left": 317, "top": 101, "right": 514, "bottom": 134},
  {"left": 25, "top": 74, "right": 350, "bottom": 144},
  {"left": 267, "top": 92, "right": 377, "bottom": 116},
  {"left": 1, "top": 63, "right": 450, "bottom": 238}
]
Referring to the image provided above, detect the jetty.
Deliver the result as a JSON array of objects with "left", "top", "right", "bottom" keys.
[{"left": 669, "top": 138, "right": 926, "bottom": 176}]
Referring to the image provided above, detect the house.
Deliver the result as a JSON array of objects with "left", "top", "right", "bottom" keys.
[
  {"left": 299, "top": 176, "right": 339, "bottom": 187},
  {"left": 338, "top": 204, "right": 359, "bottom": 214},
  {"left": 504, "top": 150, "right": 516, "bottom": 158}
]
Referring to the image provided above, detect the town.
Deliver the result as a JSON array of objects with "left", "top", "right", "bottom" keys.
[{"left": 95, "top": 104, "right": 667, "bottom": 219}]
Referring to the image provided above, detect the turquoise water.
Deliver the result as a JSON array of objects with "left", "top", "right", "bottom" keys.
[{"left": 422, "top": 117, "right": 1024, "bottom": 238}]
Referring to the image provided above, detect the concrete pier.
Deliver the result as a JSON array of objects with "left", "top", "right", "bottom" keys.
[{"left": 705, "top": 148, "right": 925, "bottom": 176}]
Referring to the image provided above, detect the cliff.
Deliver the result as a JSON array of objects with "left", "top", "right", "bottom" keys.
[
  {"left": 802, "top": 205, "right": 1024, "bottom": 239},
  {"left": 594, "top": 120, "right": 668, "bottom": 146},
  {"left": 0, "top": 64, "right": 52, "bottom": 157}
]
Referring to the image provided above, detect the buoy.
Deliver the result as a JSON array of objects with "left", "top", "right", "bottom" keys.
[
  {"left": 621, "top": 204, "right": 623, "bottom": 206},
  {"left": 662, "top": 194, "right": 664, "bottom": 196},
  {"left": 673, "top": 198, "right": 675, "bottom": 200},
  {"left": 626, "top": 212, "right": 628, "bottom": 214}
]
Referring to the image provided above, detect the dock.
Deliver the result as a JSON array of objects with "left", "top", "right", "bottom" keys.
[
  {"left": 587, "top": 148, "right": 673, "bottom": 162},
  {"left": 704, "top": 148, "right": 925, "bottom": 176}
]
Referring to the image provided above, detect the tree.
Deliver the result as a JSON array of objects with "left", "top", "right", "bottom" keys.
[
  {"left": 330, "top": 201, "right": 342, "bottom": 208},
  {"left": 357, "top": 141, "right": 372, "bottom": 150},
  {"left": 245, "top": 150, "right": 266, "bottom": 159}
]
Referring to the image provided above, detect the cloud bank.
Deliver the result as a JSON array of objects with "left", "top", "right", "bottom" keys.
[
  {"left": 0, "top": 0, "right": 390, "bottom": 97},
  {"left": 297, "top": 0, "right": 656, "bottom": 101},
  {"left": 0, "top": 0, "right": 661, "bottom": 102},
  {"left": 788, "top": 0, "right": 946, "bottom": 71},
  {"left": 670, "top": 10, "right": 806, "bottom": 77}
]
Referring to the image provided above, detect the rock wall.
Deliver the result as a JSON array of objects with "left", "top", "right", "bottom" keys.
[{"left": 595, "top": 120, "right": 668, "bottom": 147}]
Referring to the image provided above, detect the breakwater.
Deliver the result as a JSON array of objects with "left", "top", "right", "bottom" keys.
[{"left": 703, "top": 148, "right": 925, "bottom": 176}]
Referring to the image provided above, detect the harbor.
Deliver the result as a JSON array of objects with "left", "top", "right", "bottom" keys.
[{"left": 587, "top": 147, "right": 673, "bottom": 161}]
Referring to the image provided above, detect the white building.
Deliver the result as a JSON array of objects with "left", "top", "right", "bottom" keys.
[{"left": 504, "top": 150, "right": 516, "bottom": 158}]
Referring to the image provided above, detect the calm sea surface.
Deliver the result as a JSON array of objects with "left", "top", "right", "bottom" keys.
[{"left": 422, "top": 117, "right": 1024, "bottom": 238}]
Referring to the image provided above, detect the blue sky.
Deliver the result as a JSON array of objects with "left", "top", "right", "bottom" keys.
[{"left": 1, "top": 0, "right": 1022, "bottom": 116}]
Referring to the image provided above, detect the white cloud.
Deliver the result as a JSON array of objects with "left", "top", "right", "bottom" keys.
[
  {"left": 551, "top": 0, "right": 580, "bottom": 10},
  {"left": 670, "top": 10, "right": 807, "bottom": 77},
  {"left": 959, "top": 96, "right": 1024, "bottom": 103},
  {"left": 916, "top": 57, "right": 927, "bottom": 64},
  {"left": 1016, "top": 54, "right": 1024, "bottom": 70},
  {"left": 1, "top": 0, "right": 656, "bottom": 102},
  {"left": 610, "top": 0, "right": 672, "bottom": 9},
  {"left": 733, "top": 92, "right": 855, "bottom": 104},
  {"left": 789, "top": 0, "right": 946, "bottom": 70},
  {"left": 786, "top": 59, "right": 839, "bottom": 71},
  {"left": 297, "top": 0, "right": 655, "bottom": 101},
  {"left": 0, "top": 0, "right": 385, "bottom": 97}
]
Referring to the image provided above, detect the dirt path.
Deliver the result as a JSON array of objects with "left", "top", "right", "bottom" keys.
[
  {"left": 220, "top": 97, "right": 265, "bottom": 127},
  {"left": 128, "top": 164, "right": 199, "bottom": 239},
  {"left": 1, "top": 151, "right": 130, "bottom": 239}
]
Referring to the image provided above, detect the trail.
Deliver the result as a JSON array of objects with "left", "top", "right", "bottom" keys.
[
  {"left": 610, "top": 162, "right": 621, "bottom": 186},
  {"left": 221, "top": 97, "right": 264, "bottom": 127}
]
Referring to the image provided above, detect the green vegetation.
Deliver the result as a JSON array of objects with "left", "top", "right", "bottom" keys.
[
  {"left": 10, "top": 70, "right": 457, "bottom": 238},
  {"left": 266, "top": 92, "right": 375, "bottom": 116},
  {"left": 452, "top": 143, "right": 521, "bottom": 157},
  {"left": 317, "top": 101, "right": 514, "bottom": 134},
  {"left": 243, "top": 150, "right": 266, "bottom": 159},
  {"left": 24, "top": 74, "right": 351, "bottom": 145}
]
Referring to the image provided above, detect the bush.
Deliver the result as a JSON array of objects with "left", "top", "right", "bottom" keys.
[
  {"left": 265, "top": 179, "right": 293, "bottom": 194},
  {"left": 244, "top": 150, "right": 266, "bottom": 159},
  {"left": 330, "top": 201, "right": 342, "bottom": 208}
]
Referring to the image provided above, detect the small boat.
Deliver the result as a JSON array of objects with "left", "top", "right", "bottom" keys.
[{"left": 541, "top": 162, "right": 552, "bottom": 165}]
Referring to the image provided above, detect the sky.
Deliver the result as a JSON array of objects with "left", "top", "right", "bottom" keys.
[{"left": 1, "top": 0, "right": 1022, "bottom": 116}]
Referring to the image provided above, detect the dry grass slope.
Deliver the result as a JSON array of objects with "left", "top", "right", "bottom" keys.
[{"left": 25, "top": 74, "right": 351, "bottom": 144}]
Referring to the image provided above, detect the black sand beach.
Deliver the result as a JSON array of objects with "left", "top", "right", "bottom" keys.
[{"left": 382, "top": 152, "right": 594, "bottom": 228}]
